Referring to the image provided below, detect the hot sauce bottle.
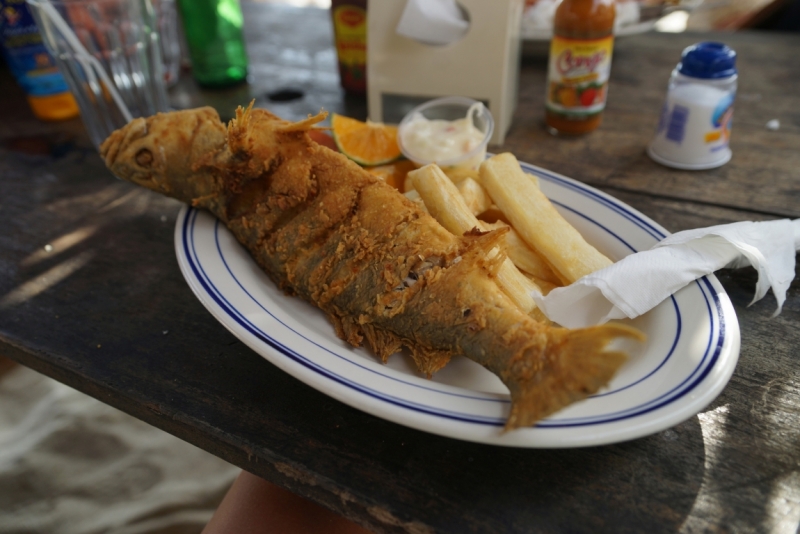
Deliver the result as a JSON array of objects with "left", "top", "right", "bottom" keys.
[
  {"left": 544, "top": 0, "right": 616, "bottom": 135},
  {"left": 330, "top": 0, "right": 367, "bottom": 95}
]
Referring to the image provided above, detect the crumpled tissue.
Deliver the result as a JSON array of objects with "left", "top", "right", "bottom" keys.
[
  {"left": 395, "top": 0, "right": 469, "bottom": 46},
  {"left": 532, "top": 219, "right": 800, "bottom": 329}
]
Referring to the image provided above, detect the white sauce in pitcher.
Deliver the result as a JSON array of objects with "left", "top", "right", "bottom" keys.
[{"left": 400, "top": 103, "right": 486, "bottom": 164}]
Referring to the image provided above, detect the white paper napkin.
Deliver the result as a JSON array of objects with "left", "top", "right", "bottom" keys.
[
  {"left": 396, "top": 0, "right": 469, "bottom": 46},
  {"left": 532, "top": 219, "right": 800, "bottom": 328}
]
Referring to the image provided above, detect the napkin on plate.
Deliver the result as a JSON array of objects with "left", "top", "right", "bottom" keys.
[
  {"left": 532, "top": 219, "right": 800, "bottom": 328},
  {"left": 395, "top": 0, "right": 470, "bottom": 46}
]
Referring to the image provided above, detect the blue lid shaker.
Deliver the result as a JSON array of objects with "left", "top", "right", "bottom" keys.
[
  {"left": 678, "top": 42, "right": 737, "bottom": 80},
  {"left": 648, "top": 42, "right": 738, "bottom": 170}
]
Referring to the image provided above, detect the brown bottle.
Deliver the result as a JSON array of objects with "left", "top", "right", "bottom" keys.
[
  {"left": 330, "top": 0, "right": 368, "bottom": 95},
  {"left": 544, "top": 0, "right": 616, "bottom": 135}
]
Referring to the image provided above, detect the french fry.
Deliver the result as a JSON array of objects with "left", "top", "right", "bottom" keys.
[
  {"left": 404, "top": 171, "right": 416, "bottom": 193},
  {"left": 524, "top": 273, "right": 559, "bottom": 296},
  {"left": 409, "top": 165, "right": 481, "bottom": 192},
  {"left": 442, "top": 166, "right": 480, "bottom": 184},
  {"left": 404, "top": 189, "right": 420, "bottom": 201},
  {"left": 457, "top": 177, "right": 492, "bottom": 216},
  {"left": 404, "top": 189, "right": 428, "bottom": 212},
  {"left": 480, "top": 153, "right": 612, "bottom": 283},
  {"left": 482, "top": 221, "right": 561, "bottom": 285},
  {"left": 477, "top": 205, "right": 510, "bottom": 225},
  {"left": 410, "top": 164, "right": 541, "bottom": 315}
]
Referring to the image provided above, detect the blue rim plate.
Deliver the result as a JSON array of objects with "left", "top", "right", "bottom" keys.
[{"left": 174, "top": 161, "right": 741, "bottom": 448}]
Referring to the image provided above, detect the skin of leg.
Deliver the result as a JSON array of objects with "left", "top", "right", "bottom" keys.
[{"left": 202, "top": 470, "right": 373, "bottom": 534}]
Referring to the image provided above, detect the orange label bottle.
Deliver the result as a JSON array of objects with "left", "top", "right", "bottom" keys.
[{"left": 545, "top": 0, "right": 616, "bottom": 135}]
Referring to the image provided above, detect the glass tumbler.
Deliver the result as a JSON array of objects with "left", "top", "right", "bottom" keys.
[
  {"left": 153, "top": 0, "right": 181, "bottom": 87},
  {"left": 26, "top": 0, "right": 170, "bottom": 149}
]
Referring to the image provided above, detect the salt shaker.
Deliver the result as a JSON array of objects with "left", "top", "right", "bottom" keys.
[{"left": 648, "top": 42, "right": 737, "bottom": 170}]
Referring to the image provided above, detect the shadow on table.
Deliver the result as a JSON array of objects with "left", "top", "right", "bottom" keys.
[{"left": 677, "top": 267, "right": 800, "bottom": 533}]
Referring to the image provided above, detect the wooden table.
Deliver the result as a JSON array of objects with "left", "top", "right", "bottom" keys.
[{"left": 2, "top": 4, "right": 799, "bottom": 532}]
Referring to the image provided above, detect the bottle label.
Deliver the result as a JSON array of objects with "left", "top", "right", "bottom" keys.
[
  {"left": 332, "top": 5, "right": 367, "bottom": 92},
  {"left": 545, "top": 35, "right": 614, "bottom": 118},
  {"left": 0, "top": 0, "right": 70, "bottom": 97},
  {"left": 650, "top": 85, "right": 735, "bottom": 166}
]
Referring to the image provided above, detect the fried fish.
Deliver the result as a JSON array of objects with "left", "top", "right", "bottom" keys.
[{"left": 100, "top": 104, "right": 642, "bottom": 430}]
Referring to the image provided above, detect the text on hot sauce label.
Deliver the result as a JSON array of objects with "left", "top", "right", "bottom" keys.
[{"left": 546, "top": 35, "right": 614, "bottom": 117}]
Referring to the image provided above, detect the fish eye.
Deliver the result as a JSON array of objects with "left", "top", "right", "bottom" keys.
[{"left": 136, "top": 148, "right": 153, "bottom": 168}]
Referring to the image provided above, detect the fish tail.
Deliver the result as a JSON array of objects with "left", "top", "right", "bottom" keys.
[{"left": 504, "top": 323, "right": 645, "bottom": 430}]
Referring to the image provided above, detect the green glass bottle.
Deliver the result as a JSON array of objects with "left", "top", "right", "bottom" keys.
[{"left": 176, "top": 0, "right": 249, "bottom": 87}]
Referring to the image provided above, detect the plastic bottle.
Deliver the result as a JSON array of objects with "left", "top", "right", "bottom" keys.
[
  {"left": 544, "top": 0, "right": 615, "bottom": 135},
  {"left": 0, "top": 0, "right": 78, "bottom": 121},
  {"left": 330, "top": 0, "right": 367, "bottom": 95},
  {"left": 176, "top": 0, "right": 248, "bottom": 87},
  {"left": 648, "top": 42, "right": 737, "bottom": 169}
]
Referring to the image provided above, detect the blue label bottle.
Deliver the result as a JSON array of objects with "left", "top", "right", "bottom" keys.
[{"left": 0, "top": 0, "right": 79, "bottom": 120}]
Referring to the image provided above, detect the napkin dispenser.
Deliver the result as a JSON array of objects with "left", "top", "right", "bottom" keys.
[{"left": 367, "top": 0, "right": 524, "bottom": 145}]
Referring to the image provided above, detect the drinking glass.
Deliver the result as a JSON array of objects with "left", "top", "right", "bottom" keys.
[
  {"left": 26, "top": 0, "right": 170, "bottom": 149},
  {"left": 153, "top": 0, "right": 181, "bottom": 87}
]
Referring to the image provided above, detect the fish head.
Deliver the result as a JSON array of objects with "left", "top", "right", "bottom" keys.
[
  {"left": 99, "top": 107, "right": 227, "bottom": 202},
  {"left": 99, "top": 116, "right": 159, "bottom": 190}
]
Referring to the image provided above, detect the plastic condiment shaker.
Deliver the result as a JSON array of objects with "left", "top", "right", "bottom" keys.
[{"left": 648, "top": 42, "right": 737, "bottom": 170}]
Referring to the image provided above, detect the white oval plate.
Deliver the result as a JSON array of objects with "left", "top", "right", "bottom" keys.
[{"left": 174, "top": 162, "right": 740, "bottom": 448}]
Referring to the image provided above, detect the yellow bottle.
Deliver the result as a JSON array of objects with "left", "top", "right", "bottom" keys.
[{"left": 1, "top": 0, "right": 79, "bottom": 121}]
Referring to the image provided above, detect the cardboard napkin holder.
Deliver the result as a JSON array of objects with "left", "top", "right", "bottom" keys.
[{"left": 366, "top": 0, "right": 523, "bottom": 145}]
